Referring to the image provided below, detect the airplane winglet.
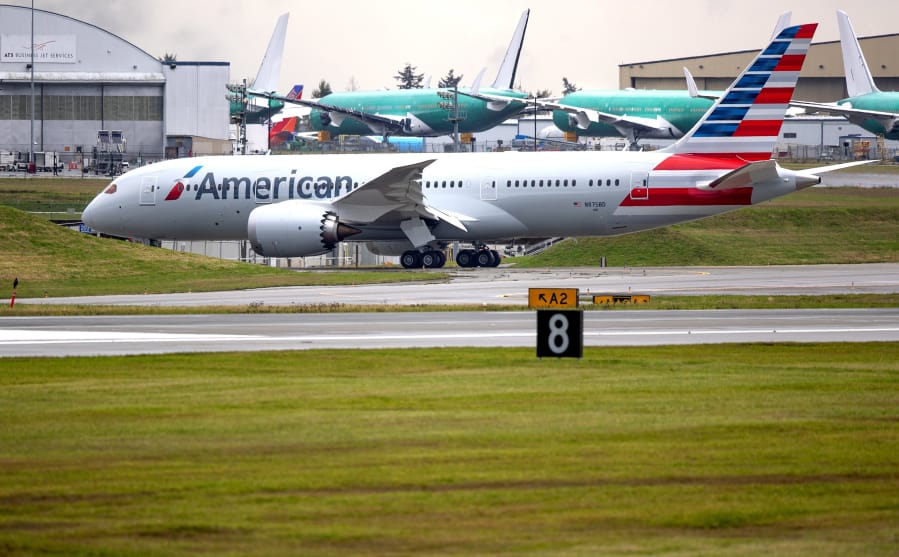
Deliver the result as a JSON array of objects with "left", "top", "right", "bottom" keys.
[
  {"left": 684, "top": 67, "right": 698, "bottom": 98},
  {"left": 471, "top": 68, "right": 486, "bottom": 95}
]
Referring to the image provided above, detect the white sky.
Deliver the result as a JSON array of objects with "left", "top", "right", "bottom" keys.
[{"left": 11, "top": 0, "right": 899, "bottom": 94}]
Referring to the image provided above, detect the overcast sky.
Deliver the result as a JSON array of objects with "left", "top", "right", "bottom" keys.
[{"left": 11, "top": 0, "right": 899, "bottom": 95}]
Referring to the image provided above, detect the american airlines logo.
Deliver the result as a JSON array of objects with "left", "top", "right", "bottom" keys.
[{"left": 164, "top": 166, "right": 357, "bottom": 202}]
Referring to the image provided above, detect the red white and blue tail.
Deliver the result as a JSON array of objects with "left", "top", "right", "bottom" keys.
[{"left": 665, "top": 23, "right": 817, "bottom": 160}]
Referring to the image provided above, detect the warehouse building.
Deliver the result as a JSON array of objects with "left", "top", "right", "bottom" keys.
[
  {"left": 620, "top": 32, "right": 899, "bottom": 101},
  {"left": 0, "top": 4, "right": 230, "bottom": 170}
]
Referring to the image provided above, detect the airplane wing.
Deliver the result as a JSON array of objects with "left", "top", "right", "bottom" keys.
[
  {"left": 537, "top": 98, "right": 678, "bottom": 138},
  {"left": 250, "top": 91, "right": 409, "bottom": 135},
  {"left": 455, "top": 71, "right": 528, "bottom": 112},
  {"left": 334, "top": 159, "right": 472, "bottom": 231},
  {"left": 684, "top": 68, "right": 720, "bottom": 101},
  {"left": 789, "top": 100, "right": 899, "bottom": 134}
]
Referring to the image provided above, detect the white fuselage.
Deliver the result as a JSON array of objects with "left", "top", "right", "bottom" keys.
[{"left": 82, "top": 151, "right": 802, "bottom": 247}]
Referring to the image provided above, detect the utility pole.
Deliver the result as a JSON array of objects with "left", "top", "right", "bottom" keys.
[
  {"left": 226, "top": 79, "right": 248, "bottom": 154},
  {"left": 29, "top": 0, "right": 35, "bottom": 172},
  {"left": 438, "top": 85, "right": 462, "bottom": 152}
]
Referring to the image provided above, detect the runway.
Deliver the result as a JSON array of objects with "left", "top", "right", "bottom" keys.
[
  {"left": 3, "top": 264, "right": 897, "bottom": 357},
  {"left": 12, "top": 263, "right": 899, "bottom": 307},
  {"left": 2, "top": 309, "right": 898, "bottom": 357}
]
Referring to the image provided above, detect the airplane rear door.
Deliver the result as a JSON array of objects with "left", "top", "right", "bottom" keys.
[
  {"left": 139, "top": 176, "right": 158, "bottom": 206},
  {"left": 629, "top": 171, "right": 649, "bottom": 200}
]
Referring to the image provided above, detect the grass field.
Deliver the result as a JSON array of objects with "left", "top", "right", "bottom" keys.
[
  {"left": 0, "top": 206, "right": 444, "bottom": 298},
  {"left": 515, "top": 187, "right": 899, "bottom": 267},
  {"left": 0, "top": 344, "right": 897, "bottom": 556}
]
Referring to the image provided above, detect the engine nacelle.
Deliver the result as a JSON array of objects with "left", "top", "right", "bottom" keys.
[
  {"left": 247, "top": 201, "right": 360, "bottom": 258},
  {"left": 401, "top": 113, "right": 433, "bottom": 135}
]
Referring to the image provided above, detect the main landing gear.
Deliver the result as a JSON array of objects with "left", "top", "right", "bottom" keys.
[
  {"left": 400, "top": 249, "right": 447, "bottom": 269},
  {"left": 455, "top": 248, "right": 501, "bottom": 268},
  {"left": 399, "top": 247, "right": 501, "bottom": 269}
]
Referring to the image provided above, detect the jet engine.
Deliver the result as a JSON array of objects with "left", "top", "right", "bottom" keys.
[{"left": 247, "top": 200, "right": 360, "bottom": 258}]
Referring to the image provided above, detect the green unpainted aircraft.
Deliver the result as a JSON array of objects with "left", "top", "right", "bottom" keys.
[
  {"left": 258, "top": 10, "right": 531, "bottom": 138},
  {"left": 791, "top": 10, "right": 899, "bottom": 140}
]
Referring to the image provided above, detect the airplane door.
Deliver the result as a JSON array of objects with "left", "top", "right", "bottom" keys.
[
  {"left": 480, "top": 178, "right": 497, "bottom": 201},
  {"left": 138, "top": 176, "right": 158, "bottom": 206},
  {"left": 630, "top": 172, "right": 649, "bottom": 201}
]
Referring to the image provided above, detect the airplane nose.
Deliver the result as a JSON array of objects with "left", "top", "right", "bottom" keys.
[{"left": 82, "top": 199, "right": 95, "bottom": 227}]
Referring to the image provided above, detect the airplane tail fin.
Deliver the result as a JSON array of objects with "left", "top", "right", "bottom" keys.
[
  {"left": 491, "top": 9, "right": 529, "bottom": 90},
  {"left": 837, "top": 10, "right": 880, "bottom": 98},
  {"left": 286, "top": 84, "right": 304, "bottom": 100},
  {"left": 252, "top": 12, "right": 289, "bottom": 93},
  {"left": 664, "top": 22, "right": 817, "bottom": 161}
]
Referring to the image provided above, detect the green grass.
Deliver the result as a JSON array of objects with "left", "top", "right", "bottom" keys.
[
  {"left": 0, "top": 344, "right": 897, "bottom": 555},
  {"left": 0, "top": 206, "right": 445, "bottom": 298},
  {"left": 514, "top": 187, "right": 899, "bottom": 267},
  {"left": 0, "top": 177, "right": 106, "bottom": 218}
]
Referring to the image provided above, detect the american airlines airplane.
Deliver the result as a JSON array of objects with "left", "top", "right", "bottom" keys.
[{"left": 83, "top": 20, "right": 865, "bottom": 269}]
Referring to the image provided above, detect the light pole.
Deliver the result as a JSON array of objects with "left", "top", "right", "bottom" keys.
[{"left": 29, "top": 0, "right": 35, "bottom": 172}]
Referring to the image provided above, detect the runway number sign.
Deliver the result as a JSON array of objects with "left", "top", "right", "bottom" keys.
[
  {"left": 536, "top": 310, "right": 583, "bottom": 359},
  {"left": 528, "top": 288, "right": 578, "bottom": 309}
]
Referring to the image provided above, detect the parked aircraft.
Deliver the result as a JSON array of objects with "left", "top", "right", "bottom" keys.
[
  {"left": 229, "top": 12, "right": 289, "bottom": 125},
  {"left": 790, "top": 10, "right": 899, "bottom": 140},
  {"left": 487, "top": 13, "right": 792, "bottom": 147},
  {"left": 257, "top": 10, "right": 530, "bottom": 138},
  {"left": 84, "top": 20, "right": 867, "bottom": 270}
]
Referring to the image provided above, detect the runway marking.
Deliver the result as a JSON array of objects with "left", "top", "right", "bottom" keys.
[
  {"left": 3, "top": 326, "right": 898, "bottom": 350},
  {"left": 0, "top": 330, "right": 260, "bottom": 345}
]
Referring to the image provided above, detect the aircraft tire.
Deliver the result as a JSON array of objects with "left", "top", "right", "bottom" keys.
[
  {"left": 489, "top": 249, "right": 501, "bottom": 267},
  {"left": 476, "top": 250, "right": 495, "bottom": 267},
  {"left": 401, "top": 250, "right": 422, "bottom": 269},
  {"left": 421, "top": 250, "right": 445, "bottom": 269},
  {"left": 455, "top": 249, "right": 476, "bottom": 268}
]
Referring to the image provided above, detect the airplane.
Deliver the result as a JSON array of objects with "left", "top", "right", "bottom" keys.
[
  {"left": 229, "top": 12, "right": 289, "bottom": 125},
  {"left": 476, "top": 14, "right": 792, "bottom": 148},
  {"left": 256, "top": 10, "right": 531, "bottom": 138},
  {"left": 83, "top": 19, "right": 870, "bottom": 271},
  {"left": 789, "top": 10, "right": 899, "bottom": 140}
]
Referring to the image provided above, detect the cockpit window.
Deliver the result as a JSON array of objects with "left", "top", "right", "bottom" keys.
[{"left": 103, "top": 184, "right": 117, "bottom": 194}]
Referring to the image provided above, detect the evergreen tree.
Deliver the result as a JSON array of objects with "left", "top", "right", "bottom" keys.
[
  {"left": 312, "top": 79, "right": 333, "bottom": 99},
  {"left": 438, "top": 69, "right": 463, "bottom": 88},
  {"left": 395, "top": 63, "right": 424, "bottom": 89},
  {"left": 562, "top": 77, "right": 579, "bottom": 95}
]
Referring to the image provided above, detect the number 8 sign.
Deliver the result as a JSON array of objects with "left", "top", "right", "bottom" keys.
[{"left": 536, "top": 310, "right": 583, "bottom": 359}]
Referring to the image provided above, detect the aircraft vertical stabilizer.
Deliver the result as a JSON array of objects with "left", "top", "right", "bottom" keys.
[
  {"left": 837, "top": 10, "right": 880, "bottom": 98},
  {"left": 666, "top": 23, "right": 817, "bottom": 160},
  {"left": 491, "top": 9, "right": 529, "bottom": 90},
  {"left": 253, "top": 12, "right": 289, "bottom": 93}
]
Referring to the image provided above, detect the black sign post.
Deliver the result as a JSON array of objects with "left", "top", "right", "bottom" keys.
[{"left": 536, "top": 309, "right": 583, "bottom": 359}]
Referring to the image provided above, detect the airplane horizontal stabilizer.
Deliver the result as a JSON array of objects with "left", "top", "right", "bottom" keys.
[
  {"left": 801, "top": 159, "right": 878, "bottom": 175},
  {"left": 700, "top": 160, "right": 779, "bottom": 191}
]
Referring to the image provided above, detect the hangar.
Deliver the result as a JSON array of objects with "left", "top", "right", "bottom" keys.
[
  {"left": 0, "top": 4, "right": 230, "bottom": 170},
  {"left": 620, "top": 33, "right": 899, "bottom": 101}
]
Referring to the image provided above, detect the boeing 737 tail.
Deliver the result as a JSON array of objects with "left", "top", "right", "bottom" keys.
[
  {"left": 837, "top": 10, "right": 880, "bottom": 98},
  {"left": 252, "top": 12, "right": 289, "bottom": 93},
  {"left": 491, "top": 9, "right": 529, "bottom": 89},
  {"left": 666, "top": 22, "right": 817, "bottom": 161}
]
